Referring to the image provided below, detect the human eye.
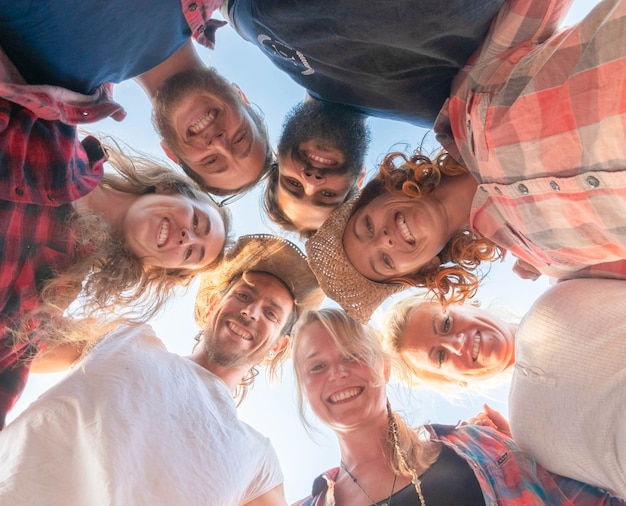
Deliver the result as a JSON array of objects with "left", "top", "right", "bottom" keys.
[
  {"left": 236, "top": 291, "right": 250, "bottom": 301},
  {"left": 193, "top": 213, "right": 198, "bottom": 230},
  {"left": 320, "top": 190, "right": 337, "bottom": 198},
  {"left": 365, "top": 216, "right": 374, "bottom": 234},
  {"left": 265, "top": 309, "right": 279, "bottom": 323},
  {"left": 441, "top": 315, "right": 451, "bottom": 334},
  {"left": 436, "top": 349, "right": 446, "bottom": 368},
  {"left": 204, "top": 155, "right": 218, "bottom": 166},
  {"left": 234, "top": 130, "right": 247, "bottom": 144},
  {"left": 287, "top": 178, "right": 303, "bottom": 189},
  {"left": 310, "top": 362, "right": 326, "bottom": 373},
  {"left": 185, "top": 246, "right": 193, "bottom": 260},
  {"left": 381, "top": 253, "right": 393, "bottom": 269}
]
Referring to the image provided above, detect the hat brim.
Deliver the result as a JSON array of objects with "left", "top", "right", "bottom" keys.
[
  {"left": 195, "top": 234, "right": 324, "bottom": 327},
  {"left": 306, "top": 196, "right": 407, "bottom": 324}
]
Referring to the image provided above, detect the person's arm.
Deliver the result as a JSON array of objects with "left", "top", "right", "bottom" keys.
[
  {"left": 241, "top": 484, "right": 287, "bottom": 506},
  {"left": 30, "top": 342, "right": 87, "bottom": 373},
  {"left": 478, "top": 0, "right": 575, "bottom": 61}
]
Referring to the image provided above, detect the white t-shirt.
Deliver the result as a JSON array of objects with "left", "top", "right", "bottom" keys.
[
  {"left": 0, "top": 324, "right": 283, "bottom": 505},
  {"left": 509, "top": 278, "right": 626, "bottom": 497}
]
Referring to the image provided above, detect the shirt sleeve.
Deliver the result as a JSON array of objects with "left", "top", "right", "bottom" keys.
[
  {"left": 241, "top": 439, "right": 285, "bottom": 504},
  {"left": 475, "top": 0, "right": 575, "bottom": 62}
]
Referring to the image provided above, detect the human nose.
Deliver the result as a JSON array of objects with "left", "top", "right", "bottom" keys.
[
  {"left": 178, "top": 228, "right": 196, "bottom": 245},
  {"left": 328, "top": 362, "right": 348, "bottom": 381},
  {"left": 204, "top": 130, "right": 227, "bottom": 148},
  {"left": 373, "top": 227, "right": 393, "bottom": 248},
  {"left": 442, "top": 333, "right": 465, "bottom": 356},
  {"left": 301, "top": 168, "right": 326, "bottom": 185},
  {"left": 240, "top": 302, "right": 261, "bottom": 321}
]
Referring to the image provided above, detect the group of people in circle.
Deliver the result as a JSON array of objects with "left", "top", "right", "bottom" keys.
[{"left": 1, "top": 0, "right": 625, "bottom": 504}]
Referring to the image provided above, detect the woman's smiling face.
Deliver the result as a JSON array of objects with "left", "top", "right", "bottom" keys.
[
  {"left": 342, "top": 191, "right": 450, "bottom": 281},
  {"left": 122, "top": 193, "right": 225, "bottom": 270},
  {"left": 295, "top": 320, "right": 388, "bottom": 430},
  {"left": 400, "top": 302, "right": 516, "bottom": 382}
]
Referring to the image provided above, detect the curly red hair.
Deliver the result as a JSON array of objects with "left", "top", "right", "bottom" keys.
[{"left": 352, "top": 150, "right": 503, "bottom": 306}]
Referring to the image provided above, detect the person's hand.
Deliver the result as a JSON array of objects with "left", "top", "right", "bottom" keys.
[
  {"left": 468, "top": 404, "right": 511, "bottom": 438},
  {"left": 512, "top": 259, "right": 542, "bottom": 281}
]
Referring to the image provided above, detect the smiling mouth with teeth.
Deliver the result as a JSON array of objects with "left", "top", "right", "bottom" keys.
[
  {"left": 157, "top": 219, "right": 170, "bottom": 247},
  {"left": 188, "top": 109, "right": 217, "bottom": 135},
  {"left": 396, "top": 213, "right": 415, "bottom": 245},
  {"left": 301, "top": 150, "right": 338, "bottom": 168},
  {"left": 227, "top": 321, "right": 253, "bottom": 341},
  {"left": 471, "top": 332, "right": 481, "bottom": 362},
  {"left": 328, "top": 387, "right": 363, "bottom": 403}
]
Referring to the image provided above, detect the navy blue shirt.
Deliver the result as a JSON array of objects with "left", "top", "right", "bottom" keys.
[
  {"left": 0, "top": 0, "right": 190, "bottom": 94},
  {"left": 227, "top": 0, "right": 504, "bottom": 127}
]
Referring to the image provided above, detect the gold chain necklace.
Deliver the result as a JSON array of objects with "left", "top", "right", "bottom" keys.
[{"left": 340, "top": 461, "right": 397, "bottom": 506}]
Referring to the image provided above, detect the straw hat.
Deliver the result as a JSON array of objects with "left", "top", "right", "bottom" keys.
[
  {"left": 194, "top": 234, "right": 325, "bottom": 327},
  {"left": 305, "top": 196, "right": 408, "bottom": 324}
]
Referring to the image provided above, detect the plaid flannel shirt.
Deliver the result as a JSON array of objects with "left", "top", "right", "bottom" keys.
[
  {"left": 293, "top": 424, "right": 624, "bottom": 506},
  {"left": 0, "top": 0, "right": 225, "bottom": 124},
  {"left": 435, "top": 0, "right": 626, "bottom": 280},
  {"left": 0, "top": 99, "right": 105, "bottom": 429}
]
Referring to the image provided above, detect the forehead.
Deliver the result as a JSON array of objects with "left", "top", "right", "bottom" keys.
[
  {"left": 295, "top": 320, "right": 338, "bottom": 361},
  {"left": 228, "top": 271, "right": 294, "bottom": 306},
  {"left": 402, "top": 303, "right": 442, "bottom": 343}
]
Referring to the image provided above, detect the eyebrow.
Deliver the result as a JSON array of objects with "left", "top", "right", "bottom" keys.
[
  {"left": 302, "top": 350, "right": 321, "bottom": 362},
  {"left": 236, "top": 281, "right": 290, "bottom": 318},
  {"left": 312, "top": 198, "right": 343, "bottom": 208}
]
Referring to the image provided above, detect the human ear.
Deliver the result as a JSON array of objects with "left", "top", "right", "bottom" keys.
[
  {"left": 357, "top": 167, "right": 366, "bottom": 188},
  {"left": 383, "top": 357, "right": 392, "bottom": 384},
  {"left": 230, "top": 83, "right": 251, "bottom": 105},
  {"left": 201, "top": 294, "right": 220, "bottom": 325},
  {"left": 269, "top": 335, "right": 290, "bottom": 358},
  {"left": 160, "top": 140, "right": 180, "bottom": 165}
]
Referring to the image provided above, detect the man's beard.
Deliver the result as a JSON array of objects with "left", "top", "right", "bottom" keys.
[
  {"left": 277, "top": 100, "right": 371, "bottom": 179},
  {"left": 152, "top": 67, "right": 239, "bottom": 149},
  {"left": 202, "top": 313, "right": 268, "bottom": 369}
]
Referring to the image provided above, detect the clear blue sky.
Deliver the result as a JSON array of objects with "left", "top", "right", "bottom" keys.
[{"left": 12, "top": 1, "right": 595, "bottom": 502}]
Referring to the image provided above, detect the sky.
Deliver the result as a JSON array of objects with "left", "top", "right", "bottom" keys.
[{"left": 9, "top": 1, "right": 595, "bottom": 502}]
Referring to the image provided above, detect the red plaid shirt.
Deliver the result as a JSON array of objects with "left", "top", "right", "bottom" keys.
[
  {"left": 0, "top": 0, "right": 224, "bottom": 124},
  {"left": 435, "top": 0, "right": 626, "bottom": 280},
  {"left": 0, "top": 99, "right": 105, "bottom": 429},
  {"left": 293, "top": 424, "right": 624, "bottom": 505}
]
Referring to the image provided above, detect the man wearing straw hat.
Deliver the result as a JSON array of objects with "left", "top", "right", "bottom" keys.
[{"left": 0, "top": 234, "right": 324, "bottom": 506}]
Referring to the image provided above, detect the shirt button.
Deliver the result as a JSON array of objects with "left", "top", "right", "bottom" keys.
[
  {"left": 47, "top": 194, "right": 56, "bottom": 201},
  {"left": 517, "top": 183, "right": 529, "bottom": 195},
  {"left": 81, "top": 111, "right": 89, "bottom": 117},
  {"left": 549, "top": 181, "right": 560, "bottom": 191},
  {"left": 15, "top": 187, "right": 24, "bottom": 196},
  {"left": 586, "top": 175, "right": 600, "bottom": 187},
  {"left": 188, "top": 2, "right": 197, "bottom": 11}
]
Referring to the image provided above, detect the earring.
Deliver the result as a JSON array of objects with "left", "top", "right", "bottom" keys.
[{"left": 194, "top": 330, "right": 204, "bottom": 343}]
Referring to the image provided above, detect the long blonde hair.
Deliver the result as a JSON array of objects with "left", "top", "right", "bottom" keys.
[
  {"left": 291, "top": 308, "right": 441, "bottom": 478},
  {"left": 15, "top": 140, "right": 233, "bottom": 350}
]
